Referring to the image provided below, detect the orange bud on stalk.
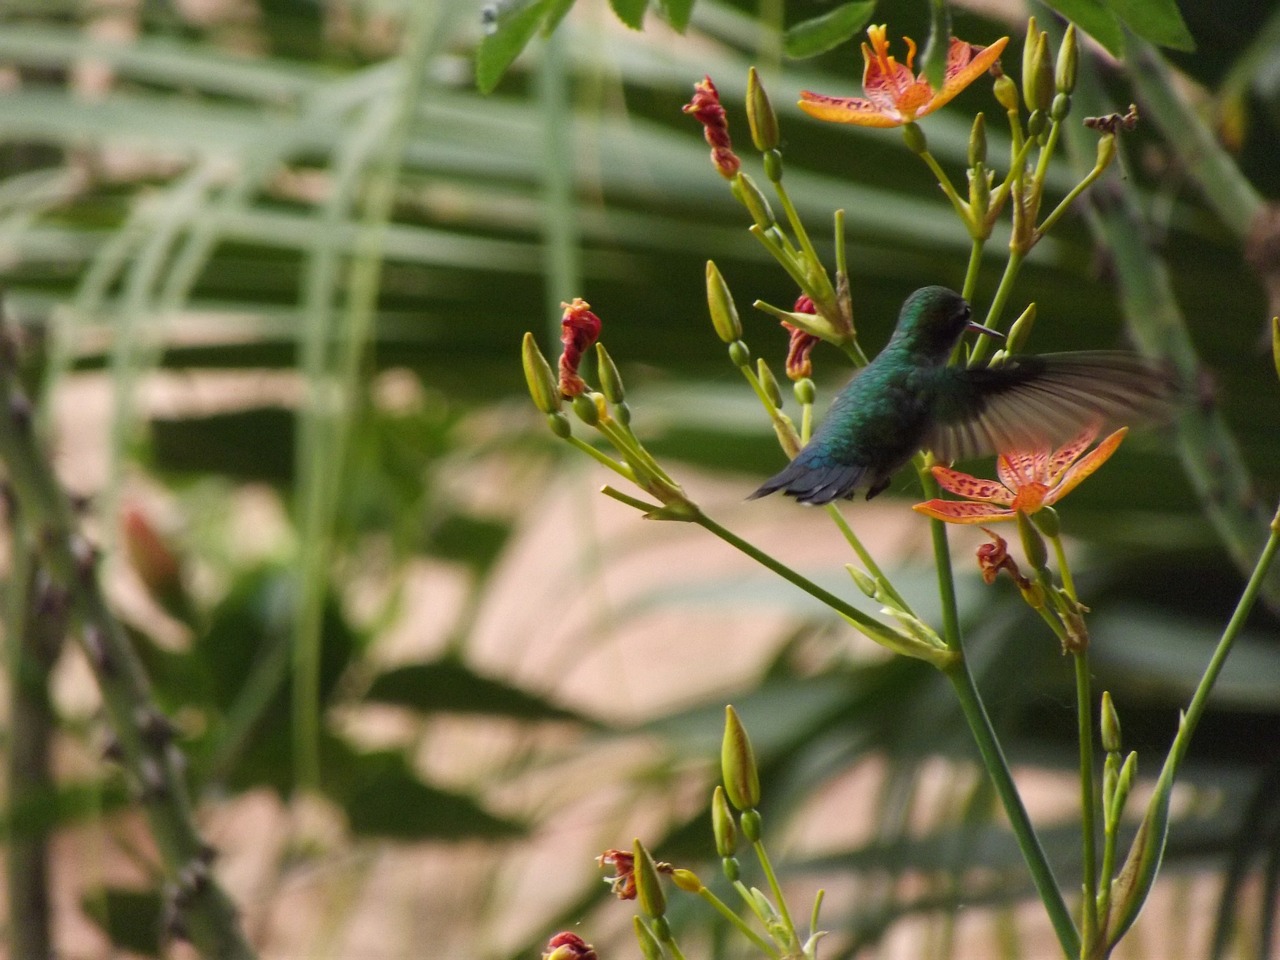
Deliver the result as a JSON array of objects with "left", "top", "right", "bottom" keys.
[{"left": 543, "top": 932, "right": 598, "bottom": 960}]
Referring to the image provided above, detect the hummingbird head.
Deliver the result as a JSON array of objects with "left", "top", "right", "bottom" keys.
[{"left": 892, "top": 286, "right": 1002, "bottom": 362}]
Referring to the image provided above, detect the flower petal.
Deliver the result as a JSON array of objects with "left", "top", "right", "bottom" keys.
[
  {"left": 996, "top": 447, "right": 1048, "bottom": 491},
  {"left": 1046, "top": 424, "right": 1100, "bottom": 484},
  {"left": 931, "top": 464, "right": 1011, "bottom": 502},
  {"left": 1047, "top": 427, "right": 1128, "bottom": 504},
  {"left": 798, "top": 91, "right": 902, "bottom": 127},
  {"left": 913, "top": 499, "right": 1017, "bottom": 524},
  {"left": 921, "top": 36, "right": 1010, "bottom": 117}
]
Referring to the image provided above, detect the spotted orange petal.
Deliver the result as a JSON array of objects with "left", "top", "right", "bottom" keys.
[
  {"left": 913, "top": 499, "right": 1017, "bottom": 524},
  {"left": 923, "top": 36, "right": 1010, "bottom": 118},
  {"left": 797, "top": 92, "right": 906, "bottom": 127},
  {"left": 996, "top": 448, "right": 1049, "bottom": 492},
  {"left": 1046, "top": 427, "right": 1128, "bottom": 504},
  {"left": 1046, "top": 424, "right": 1101, "bottom": 483},
  {"left": 930, "top": 465, "right": 1011, "bottom": 502}
]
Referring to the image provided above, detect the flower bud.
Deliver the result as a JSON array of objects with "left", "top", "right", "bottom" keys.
[
  {"left": 1056, "top": 24, "right": 1077, "bottom": 94},
  {"left": 632, "top": 839, "right": 666, "bottom": 919},
  {"left": 847, "top": 564, "right": 878, "bottom": 598},
  {"left": 595, "top": 343, "right": 625, "bottom": 404},
  {"left": 968, "top": 113, "right": 987, "bottom": 169},
  {"left": 1016, "top": 509, "right": 1047, "bottom": 572},
  {"left": 543, "top": 932, "right": 598, "bottom": 960},
  {"left": 1031, "top": 504, "right": 1061, "bottom": 538},
  {"left": 1100, "top": 690, "right": 1122, "bottom": 753},
  {"left": 721, "top": 705, "right": 761, "bottom": 811},
  {"left": 728, "top": 340, "right": 751, "bottom": 368},
  {"left": 706, "top": 260, "right": 742, "bottom": 343},
  {"left": 547, "top": 412, "right": 572, "bottom": 438},
  {"left": 1005, "top": 302, "right": 1036, "bottom": 354},
  {"left": 572, "top": 393, "right": 600, "bottom": 426},
  {"left": 711, "top": 785, "right": 738, "bottom": 857},
  {"left": 901, "top": 122, "right": 927, "bottom": 156},
  {"left": 671, "top": 868, "right": 703, "bottom": 893},
  {"left": 757, "top": 358, "right": 782, "bottom": 409},
  {"left": 793, "top": 377, "right": 815, "bottom": 405},
  {"left": 739, "top": 809, "right": 762, "bottom": 843},
  {"left": 746, "top": 66, "right": 780, "bottom": 152},
  {"left": 632, "top": 916, "right": 663, "bottom": 960},
  {"left": 733, "top": 172, "right": 775, "bottom": 227},
  {"left": 1024, "top": 30, "right": 1053, "bottom": 114},
  {"left": 993, "top": 74, "right": 1019, "bottom": 113},
  {"left": 763, "top": 149, "right": 782, "bottom": 183},
  {"left": 1096, "top": 133, "right": 1117, "bottom": 170},
  {"left": 1051, "top": 92, "right": 1071, "bottom": 123},
  {"left": 522, "top": 332, "right": 562, "bottom": 413},
  {"left": 1027, "top": 109, "right": 1046, "bottom": 137}
]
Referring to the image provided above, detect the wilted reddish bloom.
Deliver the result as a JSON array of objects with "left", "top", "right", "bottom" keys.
[
  {"left": 683, "top": 75, "right": 741, "bottom": 178},
  {"left": 543, "top": 931, "right": 598, "bottom": 960},
  {"left": 799, "top": 25, "right": 1009, "bottom": 128},
  {"left": 558, "top": 298, "right": 602, "bottom": 398},
  {"left": 976, "top": 528, "right": 1028, "bottom": 586},
  {"left": 914, "top": 425, "right": 1126, "bottom": 524},
  {"left": 597, "top": 848, "right": 636, "bottom": 900},
  {"left": 783, "top": 295, "right": 820, "bottom": 380}
]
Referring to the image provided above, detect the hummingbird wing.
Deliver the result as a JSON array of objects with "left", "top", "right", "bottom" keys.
[{"left": 923, "top": 351, "right": 1176, "bottom": 463}]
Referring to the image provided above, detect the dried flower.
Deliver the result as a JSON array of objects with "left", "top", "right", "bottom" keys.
[
  {"left": 558, "top": 298, "right": 602, "bottom": 398},
  {"left": 684, "top": 76, "right": 741, "bottom": 178}
]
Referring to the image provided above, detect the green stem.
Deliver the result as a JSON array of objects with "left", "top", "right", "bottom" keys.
[
  {"left": 919, "top": 467, "right": 962, "bottom": 651},
  {"left": 918, "top": 149, "right": 970, "bottom": 221},
  {"left": 696, "top": 887, "right": 781, "bottom": 958},
  {"left": 961, "top": 239, "right": 985, "bottom": 303},
  {"left": 1074, "top": 650, "right": 1099, "bottom": 950},
  {"left": 753, "top": 837, "right": 800, "bottom": 951},
  {"left": 825, "top": 505, "right": 913, "bottom": 613},
  {"left": 773, "top": 178, "right": 837, "bottom": 305},
  {"left": 1035, "top": 148, "right": 1110, "bottom": 240},
  {"left": 969, "top": 248, "right": 1026, "bottom": 365},
  {"left": 944, "top": 658, "right": 1080, "bottom": 958}
]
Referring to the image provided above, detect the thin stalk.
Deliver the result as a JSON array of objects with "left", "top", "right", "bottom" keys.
[
  {"left": 962, "top": 239, "right": 985, "bottom": 303},
  {"left": 824, "top": 504, "right": 913, "bottom": 613},
  {"left": 920, "top": 467, "right": 962, "bottom": 650},
  {"left": 944, "top": 658, "right": 1080, "bottom": 958},
  {"left": 969, "top": 248, "right": 1025, "bottom": 365},
  {"left": 752, "top": 837, "right": 800, "bottom": 951},
  {"left": 1075, "top": 650, "right": 1100, "bottom": 948},
  {"left": 695, "top": 886, "right": 781, "bottom": 958},
  {"left": 917, "top": 149, "right": 970, "bottom": 220},
  {"left": 772, "top": 178, "right": 835, "bottom": 304}
]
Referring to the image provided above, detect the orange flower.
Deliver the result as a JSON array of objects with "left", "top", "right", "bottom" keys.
[
  {"left": 913, "top": 425, "right": 1126, "bottom": 524},
  {"left": 799, "top": 25, "right": 1009, "bottom": 128}
]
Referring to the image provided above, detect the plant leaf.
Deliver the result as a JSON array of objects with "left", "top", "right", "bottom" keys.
[
  {"left": 365, "top": 659, "right": 597, "bottom": 724},
  {"left": 609, "top": 0, "right": 649, "bottom": 31},
  {"left": 658, "top": 0, "right": 695, "bottom": 33},
  {"left": 1042, "top": 0, "right": 1126, "bottom": 55},
  {"left": 1105, "top": 0, "right": 1195, "bottom": 51},
  {"left": 476, "top": 0, "right": 551, "bottom": 94},
  {"left": 784, "top": 2, "right": 876, "bottom": 59}
]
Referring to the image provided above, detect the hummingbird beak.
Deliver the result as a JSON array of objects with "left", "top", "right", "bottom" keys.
[{"left": 967, "top": 321, "right": 1004, "bottom": 339}]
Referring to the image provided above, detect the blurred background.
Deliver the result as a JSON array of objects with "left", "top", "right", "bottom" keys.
[{"left": 1, "top": 0, "right": 1280, "bottom": 957}]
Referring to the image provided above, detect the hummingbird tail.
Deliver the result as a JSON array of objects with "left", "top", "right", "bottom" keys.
[{"left": 748, "top": 459, "right": 869, "bottom": 505}]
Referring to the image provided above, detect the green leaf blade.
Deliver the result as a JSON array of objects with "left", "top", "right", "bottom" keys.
[{"left": 784, "top": 2, "right": 876, "bottom": 60}]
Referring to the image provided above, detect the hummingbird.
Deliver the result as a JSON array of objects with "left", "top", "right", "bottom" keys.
[{"left": 750, "top": 286, "right": 1174, "bottom": 505}]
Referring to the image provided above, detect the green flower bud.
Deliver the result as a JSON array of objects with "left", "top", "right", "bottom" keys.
[
  {"left": 671, "top": 868, "right": 702, "bottom": 893},
  {"left": 522, "top": 332, "right": 561, "bottom": 413},
  {"left": 706, "top": 260, "right": 743, "bottom": 343},
  {"left": 1032, "top": 504, "right": 1061, "bottom": 538},
  {"left": 758, "top": 358, "right": 782, "bottom": 409},
  {"left": 572, "top": 393, "right": 600, "bottom": 426},
  {"left": 1096, "top": 134, "right": 1117, "bottom": 170},
  {"left": 1027, "top": 109, "right": 1046, "bottom": 137},
  {"left": 733, "top": 172, "right": 775, "bottom": 227},
  {"left": 746, "top": 66, "right": 780, "bottom": 152},
  {"left": 1024, "top": 30, "right": 1053, "bottom": 114},
  {"left": 794, "top": 377, "right": 815, "bottom": 405},
  {"left": 547, "top": 412, "right": 572, "bottom": 438},
  {"left": 712, "top": 785, "right": 738, "bottom": 857},
  {"left": 763, "top": 149, "right": 783, "bottom": 183},
  {"left": 1056, "top": 24, "right": 1077, "bottom": 94},
  {"left": 596, "top": 343, "right": 625, "bottom": 404},
  {"left": 614, "top": 400, "right": 632, "bottom": 427},
  {"left": 728, "top": 340, "right": 751, "bottom": 368},
  {"left": 721, "top": 705, "right": 761, "bottom": 810},
  {"left": 993, "top": 74, "right": 1020, "bottom": 113},
  {"left": 968, "top": 113, "right": 988, "bottom": 169},
  {"left": 846, "top": 564, "right": 878, "bottom": 599},
  {"left": 632, "top": 916, "right": 663, "bottom": 960},
  {"left": 722, "top": 856, "right": 740, "bottom": 882},
  {"left": 1006, "top": 302, "right": 1036, "bottom": 354},
  {"left": 901, "top": 122, "right": 927, "bottom": 156},
  {"left": 632, "top": 839, "right": 666, "bottom": 919},
  {"left": 1017, "top": 510, "right": 1048, "bottom": 572},
  {"left": 1051, "top": 92, "right": 1071, "bottom": 123},
  {"left": 739, "top": 809, "right": 762, "bottom": 843},
  {"left": 1101, "top": 690, "right": 1122, "bottom": 753}
]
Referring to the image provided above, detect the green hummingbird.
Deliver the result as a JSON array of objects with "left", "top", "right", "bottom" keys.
[{"left": 750, "top": 286, "right": 1173, "bottom": 505}]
